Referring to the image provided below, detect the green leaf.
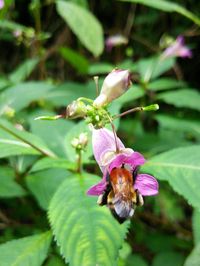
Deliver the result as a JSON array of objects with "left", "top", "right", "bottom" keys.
[
  {"left": 142, "top": 146, "right": 200, "bottom": 210},
  {"left": 137, "top": 56, "right": 175, "bottom": 82},
  {"left": 184, "top": 242, "right": 200, "bottom": 266},
  {"left": 120, "top": 0, "right": 200, "bottom": 26},
  {"left": 0, "top": 167, "right": 26, "bottom": 198},
  {"left": 56, "top": 1, "right": 104, "bottom": 56},
  {"left": 117, "top": 85, "right": 145, "bottom": 106},
  {"left": 45, "top": 81, "right": 95, "bottom": 107},
  {"left": 59, "top": 46, "right": 89, "bottom": 74},
  {"left": 192, "top": 209, "right": 200, "bottom": 246},
  {"left": 88, "top": 62, "right": 114, "bottom": 75},
  {"left": 48, "top": 173, "right": 128, "bottom": 266},
  {"left": 0, "top": 231, "right": 52, "bottom": 266},
  {"left": 156, "top": 115, "right": 200, "bottom": 142},
  {"left": 26, "top": 169, "right": 70, "bottom": 210},
  {"left": 152, "top": 251, "right": 185, "bottom": 266},
  {"left": 0, "top": 118, "right": 55, "bottom": 158},
  {"left": 29, "top": 110, "right": 74, "bottom": 158},
  {"left": 0, "top": 81, "right": 54, "bottom": 113},
  {"left": 157, "top": 89, "right": 200, "bottom": 111},
  {"left": 148, "top": 78, "right": 185, "bottom": 91},
  {"left": 125, "top": 254, "right": 148, "bottom": 266},
  {"left": 9, "top": 58, "right": 39, "bottom": 84},
  {"left": 30, "top": 157, "right": 75, "bottom": 173}
]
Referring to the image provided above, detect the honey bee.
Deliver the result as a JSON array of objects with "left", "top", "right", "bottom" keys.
[{"left": 97, "top": 167, "right": 143, "bottom": 223}]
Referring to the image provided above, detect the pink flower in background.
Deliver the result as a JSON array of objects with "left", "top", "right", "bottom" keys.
[
  {"left": 0, "top": 0, "right": 4, "bottom": 9},
  {"left": 161, "top": 35, "right": 192, "bottom": 59},
  {"left": 93, "top": 69, "right": 131, "bottom": 108},
  {"left": 87, "top": 128, "right": 158, "bottom": 222},
  {"left": 105, "top": 34, "right": 128, "bottom": 51}
]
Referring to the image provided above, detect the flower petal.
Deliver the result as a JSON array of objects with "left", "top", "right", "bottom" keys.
[
  {"left": 92, "top": 128, "right": 124, "bottom": 171},
  {"left": 87, "top": 179, "right": 107, "bottom": 196},
  {"left": 134, "top": 174, "right": 159, "bottom": 196},
  {"left": 109, "top": 151, "right": 145, "bottom": 172}
]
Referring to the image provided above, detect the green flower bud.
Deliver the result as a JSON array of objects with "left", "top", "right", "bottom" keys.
[{"left": 66, "top": 100, "right": 87, "bottom": 119}]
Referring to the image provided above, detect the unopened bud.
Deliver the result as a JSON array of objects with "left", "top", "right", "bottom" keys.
[
  {"left": 66, "top": 100, "right": 87, "bottom": 119},
  {"left": 71, "top": 132, "right": 88, "bottom": 150},
  {"left": 93, "top": 69, "right": 132, "bottom": 108},
  {"left": 142, "top": 104, "right": 159, "bottom": 111}
]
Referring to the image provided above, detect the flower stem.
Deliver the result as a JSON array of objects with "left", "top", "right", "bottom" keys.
[
  {"left": 113, "top": 107, "right": 143, "bottom": 119},
  {"left": 76, "top": 151, "right": 82, "bottom": 173}
]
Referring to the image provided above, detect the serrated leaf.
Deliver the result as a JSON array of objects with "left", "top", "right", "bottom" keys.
[
  {"left": 56, "top": 1, "right": 104, "bottom": 56},
  {"left": 0, "top": 167, "right": 26, "bottom": 197},
  {"left": 184, "top": 242, "right": 200, "bottom": 266},
  {"left": 0, "top": 119, "right": 55, "bottom": 158},
  {"left": 0, "top": 81, "right": 54, "bottom": 113},
  {"left": 48, "top": 173, "right": 128, "bottom": 266},
  {"left": 148, "top": 78, "right": 185, "bottom": 91},
  {"left": 157, "top": 89, "right": 200, "bottom": 111},
  {"left": 30, "top": 157, "right": 75, "bottom": 173},
  {"left": 142, "top": 146, "right": 200, "bottom": 210},
  {"left": 120, "top": 0, "right": 200, "bottom": 26},
  {"left": 26, "top": 169, "right": 70, "bottom": 210},
  {"left": 0, "top": 231, "right": 52, "bottom": 266},
  {"left": 192, "top": 209, "right": 200, "bottom": 246},
  {"left": 9, "top": 58, "right": 39, "bottom": 84}
]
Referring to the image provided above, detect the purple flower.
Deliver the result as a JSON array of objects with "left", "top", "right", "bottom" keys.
[
  {"left": 93, "top": 69, "right": 131, "bottom": 108},
  {"left": 87, "top": 128, "right": 158, "bottom": 221},
  {"left": 0, "top": 0, "right": 4, "bottom": 9},
  {"left": 105, "top": 34, "right": 128, "bottom": 52},
  {"left": 161, "top": 35, "right": 192, "bottom": 59}
]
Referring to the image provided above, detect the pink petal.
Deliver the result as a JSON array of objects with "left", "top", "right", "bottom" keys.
[
  {"left": 134, "top": 174, "right": 159, "bottom": 196},
  {"left": 109, "top": 152, "right": 146, "bottom": 172},
  {"left": 87, "top": 179, "right": 107, "bottom": 196},
  {"left": 92, "top": 128, "right": 124, "bottom": 171}
]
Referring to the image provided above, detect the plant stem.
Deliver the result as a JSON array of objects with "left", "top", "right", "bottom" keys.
[
  {"left": 76, "top": 151, "right": 82, "bottom": 173},
  {"left": 0, "top": 124, "right": 56, "bottom": 158},
  {"left": 113, "top": 107, "right": 143, "bottom": 119},
  {"left": 106, "top": 114, "right": 120, "bottom": 153}
]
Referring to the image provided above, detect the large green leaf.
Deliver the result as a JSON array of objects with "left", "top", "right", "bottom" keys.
[
  {"left": 48, "top": 173, "right": 128, "bottom": 266},
  {"left": 157, "top": 89, "right": 200, "bottom": 111},
  {"left": 56, "top": 1, "right": 104, "bottom": 56},
  {"left": 142, "top": 146, "right": 200, "bottom": 210},
  {"left": 184, "top": 242, "right": 200, "bottom": 266},
  {"left": 0, "top": 82, "right": 54, "bottom": 113},
  {"left": 0, "top": 167, "right": 26, "bottom": 197},
  {"left": 152, "top": 251, "right": 185, "bottom": 266},
  {"left": 0, "top": 119, "right": 55, "bottom": 158},
  {"left": 0, "top": 231, "right": 52, "bottom": 266},
  {"left": 26, "top": 169, "right": 70, "bottom": 210},
  {"left": 192, "top": 209, "right": 200, "bottom": 246},
  {"left": 120, "top": 0, "right": 200, "bottom": 26}
]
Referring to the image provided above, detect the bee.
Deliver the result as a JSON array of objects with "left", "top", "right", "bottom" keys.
[{"left": 97, "top": 166, "right": 143, "bottom": 223}]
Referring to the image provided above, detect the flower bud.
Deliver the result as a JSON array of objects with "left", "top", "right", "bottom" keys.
[
  {"left": 71, "top": 132, "right": 88, "bottom": 151},
  {"left": 93, "top": 69, "right": 132, "bottom": 108},
  {"left": 66, "top": 100, "right": 87, "bottom": 119}
]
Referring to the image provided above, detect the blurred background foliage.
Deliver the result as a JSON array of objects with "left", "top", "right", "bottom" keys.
[{"left": 0, "top": 0, "right": 200, "bottom": 265}]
